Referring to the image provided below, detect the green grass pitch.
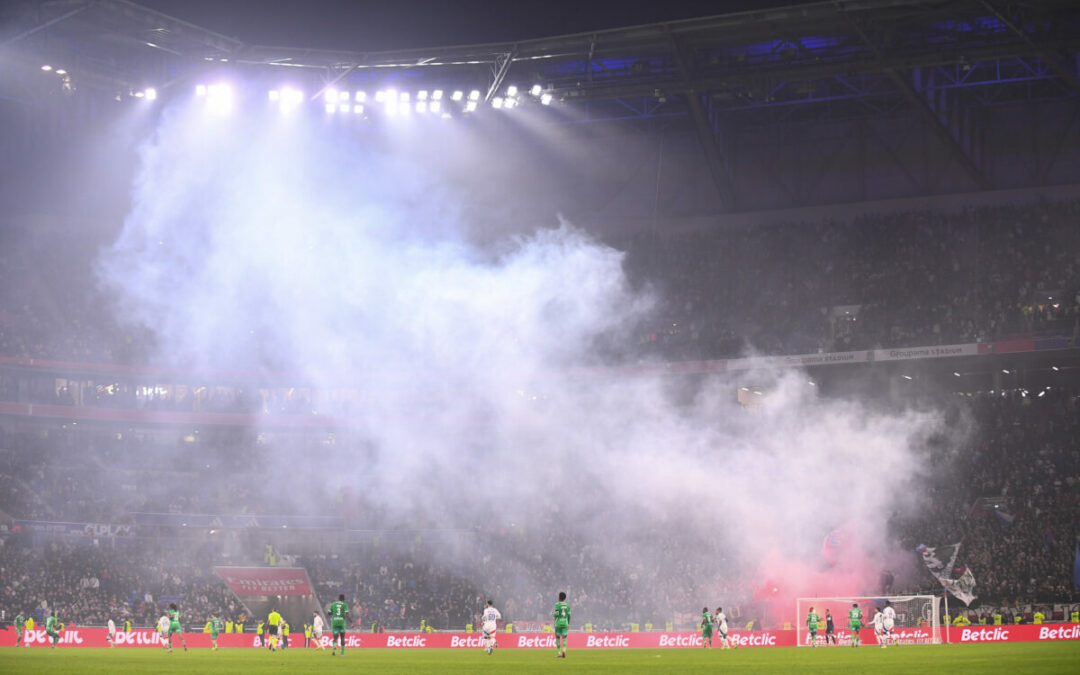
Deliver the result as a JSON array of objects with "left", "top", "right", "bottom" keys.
[{"left": 2, "top": 642, "right": 1078, "bottom": 673}]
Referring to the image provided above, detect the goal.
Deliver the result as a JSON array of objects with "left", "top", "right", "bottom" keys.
[{"left": 795, "top": 595, "right": 942, "bottom": 646}]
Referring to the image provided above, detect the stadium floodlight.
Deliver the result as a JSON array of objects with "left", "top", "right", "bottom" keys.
[
  {"left": 451, "top": 90, "right": 463, "bottom": 101},
  {"left": 418, "top": 90, "right": 428, "bottom": 100},
  {"left": 269, "top": 89, "right": 281, "bottom": 101},
  {"left": 416, "top": 101, "right": 427, "bottom": 113},
  {"left": 55, "top": 69, "right": 67, "bottom": 75},
  {"left": 902, "top": 375, "right": 913, "bottom": 380},
  {"left": 469, "top": 89, "right": 480, "bottom": 101},
  {"left": 355, "top": 91, "right": 366, "bottom": 102},
  {"left": 430, "top": 100, "right": 441, "bottom": 113},
  {"left": 432, "top": 89, "right": 443, "bottom": 100},
  {"left": 504, "top": 97, "right": 517, "bottom": 109},
  {"left": 400, "top": 91, "right": 410, "bottom": 102},
  {"left": 325, "top": 103, "right": 336, "bottom": 113},
  {"left": 281, "top": 88, "right": 303, "bottom": 106},
  {"left": 353, "top": 104, "right": 364, "bottom": 114},
  {"left": 465, "top": 100, "right": 478, "bottom": 112},
  {"left": 205, "top": 84, "right": 233, "bottom": 112},
  {"left": 134, "top": 91, "right": 145, "bottom": 98},
  {"left": 338, "top": 103, "right": 350, "bottom": 113},
  {"left": 1002, "top": 369, "right": 1010, "bottom": 374},
  {"left": 953, "top": 371, "right": 960, "bottom": 377},
  {"left": 325, "top": 89, "right": 339, "bottom": 103},
  {"left": 492, "top": 96, "right": 504, "bottom": 109},
  {"left": 195, "top": 84, "right": 207, "bottom": 96},
  {"left": 506, "top": 85, "right": 518, "bottom": 97},
  {"left": 1052, "top": 365, "right": 1060, "bottom": 371},
  {"left": 540, "top": 93, "right": 553, "bottom": 105},
  {"left": 531, "top": 84, "right": 542, "bottom": 96},
  {"left": 144, "top": 88, "right": 157, "bottom": 101},
  {"left": 375, "top": 90, "right": 386, "bottom": 102},
  {"left": 386, "top": 101, "right": 398, "bottom": 115},
  {"left": 41, "top": 64, "right": 53, "bottom": 71}
]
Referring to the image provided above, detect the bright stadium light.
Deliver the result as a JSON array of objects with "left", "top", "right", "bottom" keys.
[
  {"left": 418, "top": 90, "right": 428, "bottom": 100},
  {"left": 492, "top": 96, "right": 504, "bottom": 109},
  {"left": 205, "top": 84, "right": 233, "bottom": 113},
  {"left": 325, "top": 103, "right": 336, "bottom": 113},
  {"left": 506, "top": 85, "right": 518, "bottom": 97},
  {"left": 375, "top": 90, "right": 387, "bottom": 102},
  {"left": 269, "top": 89, "right": 281, "bottom": 101},
  {"left": 400, "top": 91, "right": 410, "bottom": 102},
  {"left": 451, "top": 90, "right": 463, "bottom": 101},
  {"left": 144, "top": 88, "right": 157, "bottom": 101},
  {"left": 469, "top": 89, "right": 480, "bottom": 101},
  {"left": 416, "top": 101, "right": 427, "bottom": 113},
  {"left": 354, "top": 91, "right": 366, "bottom": 102},
  {"left": 134, "top": 91, "right": 145, "bottom": 98},
  {"left": 531, "top": 84, "right": 542, "bottom": 96},
  {"left": 504, "top": 97, "right": 516, "bottom": 109},
  {"left": 432, "top": 90, "right": 443, "bottom": 100},
  {"left": 430, "top": 100, "right": 441, "bottom": 113},
  {"left": 41, "top": 64, "right": 53, "bottom": 71},
  {"left": 386, "top": 101, "right": 398, "bottom": 115},
  {"left": 282, "top": 88, "right": 304, "bottom": 105},
  {"left": 325, "top": 89, "right": 339, "bottom": 103},
  {"left": 338, "top": 103, "right": 350, "bottom": 113},
  {"left": 55, "top": 69, "right": 67, "bottom": 75},
  {"left": 353, "top": 104, "right": 364, "bottom": 114},
  {"left": 195, "top": 84, "right": 207, "bottom": 96},
  {"left": 540, "top": 93, "right": 553, "bottom": 105},
  {"left": 465, "top": 100, "right": 478, "bottom": 112}
]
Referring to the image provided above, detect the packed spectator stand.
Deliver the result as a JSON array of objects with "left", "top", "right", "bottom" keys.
[{"left": 1, "top": 199, "right": 1079, "bottom": 632}]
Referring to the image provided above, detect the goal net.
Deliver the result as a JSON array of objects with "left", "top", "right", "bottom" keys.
[{"left": 795, "top": 595, "right": 942, "bottom": 646}]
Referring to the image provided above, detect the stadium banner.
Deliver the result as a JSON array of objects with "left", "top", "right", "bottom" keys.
[
  {"left": 12, "top": 520, "right": 134, "bottom": 537},
  {"left": 214, "top": 566, "right": 313, "bottom": 596},
  {"left": 872, "top": 343, "right": 981, "bottom": 362},
  {"left": 726, "top": 350, "right": 869, "bottom": 371},
  {"left": 3, "top": 625, "right": 1078, "bottom": 648}
]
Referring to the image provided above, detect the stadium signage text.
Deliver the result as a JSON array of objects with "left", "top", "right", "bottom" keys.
[{"left": 3, "top": 625, "right": 1077, "bottom": 648}]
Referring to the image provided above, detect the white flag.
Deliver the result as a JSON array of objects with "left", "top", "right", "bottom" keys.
[{"left": 917, "top": 543, "right": 977, "bottom": 606}]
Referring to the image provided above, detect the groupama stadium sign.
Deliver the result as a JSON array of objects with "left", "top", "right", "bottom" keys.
[{"left": 3, "top": 625, "right": 1077, "bottom": 648}]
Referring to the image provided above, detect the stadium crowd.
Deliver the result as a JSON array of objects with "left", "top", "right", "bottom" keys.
[
  {"left": 1, "top": 201, "right": 1078, "bottom": 370},
  {"left": 1, "top": 385, "right": 1077, "bottom": 630}
]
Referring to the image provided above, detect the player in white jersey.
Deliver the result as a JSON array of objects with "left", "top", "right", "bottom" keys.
[
  {"left": 882, "top": 601, "right": 896, "bottom": 645},
  {"left": 480, "top": 600, "right": 502, "bottom": 655},
  {"left": 714, "top": 607, "right": 733, "bottom": 649},
  {"left": 311, "top": 612, "right": 326, "bottom": 649},
  {"left": 157, "top": 615, "right": 170, "bottom": 649},
  {"left": 872, "top": 608, "right": 886, "bottom": 648},
  {"left": 107, "top": 619, "right": 116, "bottom": 648}
]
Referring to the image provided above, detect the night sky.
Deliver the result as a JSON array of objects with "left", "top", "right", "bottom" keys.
[{"left": 137, "top": 0, "right": 806, "bottom": 52}]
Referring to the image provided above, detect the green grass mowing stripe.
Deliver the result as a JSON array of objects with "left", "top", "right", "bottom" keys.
[{"left": 1, "top": 642, "right": 1078, "bottom": 674}]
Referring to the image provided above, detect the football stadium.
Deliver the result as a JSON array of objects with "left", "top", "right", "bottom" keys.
[{"left": 0, "top": 0, "right": 1078, "bottom": 672}]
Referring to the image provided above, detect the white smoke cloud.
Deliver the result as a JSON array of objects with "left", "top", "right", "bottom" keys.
[{"left": 99, "top": 100, "right": 952, "bottom": 621}]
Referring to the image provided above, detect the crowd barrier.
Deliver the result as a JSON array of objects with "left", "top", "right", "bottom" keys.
[{"left": 2, "top": 624, "right": 1077, "bottom": 648}]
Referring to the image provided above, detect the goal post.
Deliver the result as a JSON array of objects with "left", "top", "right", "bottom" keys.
[{"left": 795, "top": 595, "right": 942, "bottom": 646}]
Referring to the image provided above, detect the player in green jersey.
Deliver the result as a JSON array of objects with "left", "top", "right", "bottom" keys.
[
  {"left": 45, "top": 610, "right": 61, "bottom": 648},
  {"left": 849, "top": 603, "right": 863, "bottom": 647},
  {"left": 166, "top": 603, "right": 188, "bottom": 652},
  {"left": 700, "top": 607, "right": 714, "bottom": 648},
  {"left": 329, "top": 594, "right": 351, "bottom": 656},
  {"left": 208, "top": 613, "right": 224, "bottom": 650},
  {"left": 14, "top": 612, "right": 25, "bottom": 647},
  {"left": 552, "top": 591, "right": 570, "bottom": 658},
  {"left": 806, "top": 606, "right": 819, "bottom": 647}
]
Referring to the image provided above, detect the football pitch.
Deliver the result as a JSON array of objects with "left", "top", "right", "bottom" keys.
[{"left": 1, "top": 642, "right": 1078, "bottom": 673}]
